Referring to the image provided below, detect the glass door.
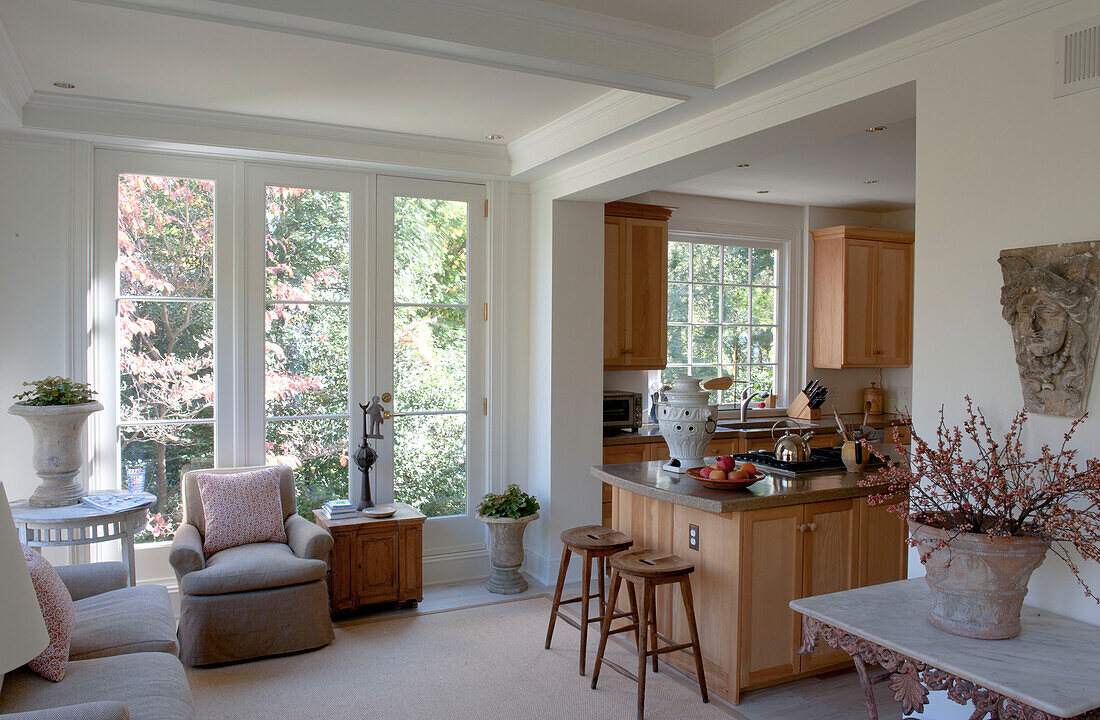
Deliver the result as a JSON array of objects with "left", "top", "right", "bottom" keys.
[{"left": 376, "top": 177, "right": 487, "bottom": 556}]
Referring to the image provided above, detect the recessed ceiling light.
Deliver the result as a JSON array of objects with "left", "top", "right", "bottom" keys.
[
  {"left": 485, "top": 134, "right": 503, "bottom": 141},
  {"left": 736, "top": 163, "right": 751, "bottom": 168},
  {"left": 52, "top": 81, "right": 76, "bottom": 89},
  {"left": 864, "top": 179, "right": 880, "bottom": 184},
  {"left": 865, "top": 126, "right": 887, "bottom": 133},
  {"left": 756, "top": 190, "right": 769, "bottom": 194}
]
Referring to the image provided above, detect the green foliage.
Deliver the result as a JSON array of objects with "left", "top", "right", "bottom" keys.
[
  {"left": 14, "top": 377, "right": 97, "bottom": 406},
  {"left": 477, "top": 484, "right": 539, "bottom": 519}
]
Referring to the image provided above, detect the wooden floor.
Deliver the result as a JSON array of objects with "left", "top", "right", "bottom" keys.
[{"left": 335, "top": 575, "right": 905, "bottom": 719}]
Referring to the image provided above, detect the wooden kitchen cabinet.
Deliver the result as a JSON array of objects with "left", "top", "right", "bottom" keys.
[
  {"left": 811, "top": 226, "right": 914, "bottom": 369},
  {"left": 604, "top": 202, "right": 674, "bottom": 370},
  {"left": 314, "top": 503, "right": 425, "bottom": 613}
]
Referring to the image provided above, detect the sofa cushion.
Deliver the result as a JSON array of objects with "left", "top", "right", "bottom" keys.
[
  {"left": 196, "top": 467, "right": 287, "bottom": 554},
  {"left": 70, "top": 585, "right": 179, "bottom": 660},
  {"left": 180, "top": 542, "right": 327, "bottom": 596},
  {"left": 22, "top": 545, "right": 74, "bottom": 682},
  {"left": 0, "top": 652, "right": 194, "bottom": 720}
]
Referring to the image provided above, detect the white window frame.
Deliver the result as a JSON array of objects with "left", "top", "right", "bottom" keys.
[{"left": 665, "top": 230, "right": 796, "bottom": 407}]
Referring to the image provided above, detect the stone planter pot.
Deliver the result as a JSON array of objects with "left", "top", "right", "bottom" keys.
[
  {"left": 8, "top": 401, "right": 103, "bottom": 507},
  {"left": 479, "top": 512, "right": 538, "bottom": 595},
  {"left": 657, "top": 376, "right": 717, "bottom": 474},
  {"left": 909, "top": 519, "right": 1049, "bottom": 639}
]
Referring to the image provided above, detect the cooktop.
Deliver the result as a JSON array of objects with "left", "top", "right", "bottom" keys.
[{"left": 732, "top": 447, "right": 887, "bottom": 477}]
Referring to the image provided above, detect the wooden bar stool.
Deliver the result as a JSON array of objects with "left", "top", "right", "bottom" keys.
[
  {"left": 591, "top": 547, "right": 708, "bottom": 720},
  {"left": 545, "top": 525, "right": 633, "bottom": 675}
]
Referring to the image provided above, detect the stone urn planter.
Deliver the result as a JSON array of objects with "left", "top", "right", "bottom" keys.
[
  {"left": 8, "top": 400, "right": 103, "bottom": 507},
  {"left": 656, "top": 376, "right": 717, "bottom": 474},
  {"left": 909, "top": 520, "right": 1049, "bottom": 639},
  {"left": 479, "top": 512, "right": 539, "bottom": 595}
]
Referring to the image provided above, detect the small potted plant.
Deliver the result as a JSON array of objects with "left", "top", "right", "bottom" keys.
[
  {"left": 861, "top": 396, "right": 1100, "bottom": 639},
  {"left": 9, "top": 377, "right": 103, "bottom": 507},
  {"left": 477, "top": 484, "right": 539, "bottom": 594}
]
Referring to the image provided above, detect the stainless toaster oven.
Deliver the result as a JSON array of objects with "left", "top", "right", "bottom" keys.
[{"left": 603, "top": 390, "right": 643, "bottom": 431}]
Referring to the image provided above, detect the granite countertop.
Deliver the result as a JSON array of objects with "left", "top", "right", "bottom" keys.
[
  {"left": 592, "top": 460, "right": 887, "bottom": 514},
  {"left": 603, "top": 415, "right": 905, "bottom": 446}
]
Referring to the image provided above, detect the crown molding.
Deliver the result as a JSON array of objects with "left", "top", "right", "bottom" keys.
[
  {"left": 533, "top": 0, "right": 1070, "bottom": 199},
  {"left": 21, "top": 93, "right": 512, "bottom": 177},
  {"left": 712, "top": 0, "right": 926, "bottom": 87},
  {"left": 0, "top": 15, "right": 32, "bottom": 127},
  {"left": 507, "top": 90, "right": 680, "bottom": 176},
  {"left": 73, "top": 0, "right": 711, "bottom": 98}
]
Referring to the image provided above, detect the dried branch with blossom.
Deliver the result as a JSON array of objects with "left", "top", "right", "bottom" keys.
[{"left": 860, "top": 396, "right": 1100, "bottom": 602}]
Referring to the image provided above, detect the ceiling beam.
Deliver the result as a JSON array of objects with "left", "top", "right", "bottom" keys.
[{"left": 72, "top": 0, "right": 713, "bottom": 98}]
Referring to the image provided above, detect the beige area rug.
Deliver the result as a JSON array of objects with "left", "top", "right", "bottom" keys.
[{"left": 186, "top": 595, "right": 735, "bottom": 720}]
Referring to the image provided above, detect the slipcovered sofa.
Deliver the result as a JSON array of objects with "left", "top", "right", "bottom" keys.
[
  {"left": 0, "top": 561, "right": 194, "bottom": 720},
  {"left": 170, "top": 465, "right": 334, "bottom": 666}
]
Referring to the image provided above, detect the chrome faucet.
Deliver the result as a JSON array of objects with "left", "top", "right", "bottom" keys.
[{"left": 739, "top": 388, "right": 768, "bottom": 423}]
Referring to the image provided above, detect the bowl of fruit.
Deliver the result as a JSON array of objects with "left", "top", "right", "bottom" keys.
[{"left": 685, "top": 456, "right": 765, "bottom": 490}]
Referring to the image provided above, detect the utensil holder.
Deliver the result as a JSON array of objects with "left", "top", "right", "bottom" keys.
[
  {"left": 786, "top": 391, "right": 821, "bottom": 421},
  {"left": 841, "top": 440, "right": 868, "bottom": 473}
]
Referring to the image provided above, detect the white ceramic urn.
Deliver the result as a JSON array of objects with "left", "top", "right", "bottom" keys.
[{"left": 657, "top": 376, "right": 718, "bottom": 474}]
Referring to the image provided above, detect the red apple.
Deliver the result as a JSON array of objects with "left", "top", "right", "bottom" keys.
[
  {"left": 709, "top": 470, "right": 727, "bottom": 481},
  {"left": 730, "top": 469, "right": 749, "bottom": 481},
  {"left": 716, "top": 456, "right": 735, "bottom": 473},
  {"left": 698, "top": 467, "right": 711, "bottom": 479}
]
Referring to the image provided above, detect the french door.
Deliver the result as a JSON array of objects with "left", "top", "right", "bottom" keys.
[{"left": 376, "top": 177, "right": 487, "bottom": 558}]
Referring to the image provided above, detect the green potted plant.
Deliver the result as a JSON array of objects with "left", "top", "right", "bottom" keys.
[
  {"left": 477, "top": 484, "right": 539, "bottom": 594},
  {"left": 8, "top": 377, "right": 102, "bottom": 507}
]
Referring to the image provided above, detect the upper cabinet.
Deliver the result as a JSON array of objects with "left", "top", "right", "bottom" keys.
[
  {"left": 811, "top": 226, "right": 914, "bottom": 369},
  {"left": 604, "top": 202, "right": 674, "bottom": 370}
]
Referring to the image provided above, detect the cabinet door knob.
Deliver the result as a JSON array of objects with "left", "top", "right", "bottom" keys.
[
  {"left": 807, "top": 522, "right": 818, "bottom": 532},
  {"left": 797, "top": 523, "right": 807, "bottom": 532}
]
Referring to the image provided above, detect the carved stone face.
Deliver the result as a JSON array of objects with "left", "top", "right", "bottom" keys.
[{"left": 1013, "top": 292, "right": 1069, "bottom": 358}]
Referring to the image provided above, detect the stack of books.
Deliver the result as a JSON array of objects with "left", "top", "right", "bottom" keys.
[{"left": 321, "top": 499, "right": 359, "bottom": 520}]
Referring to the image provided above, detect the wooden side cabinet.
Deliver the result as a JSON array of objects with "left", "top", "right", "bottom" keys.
[
  {"left": 604, "top": 201, "right": 674, "bottom": 370},
  {"left": 313, "top": 502, "right": 426, "bottom": 613},
  {"left": 811, "top": 226, "right": 914, "bottom": 369}
]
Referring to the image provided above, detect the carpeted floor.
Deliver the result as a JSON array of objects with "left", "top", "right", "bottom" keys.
[{"left": 186, "top": 596, "right": 734, "bottom": 720}]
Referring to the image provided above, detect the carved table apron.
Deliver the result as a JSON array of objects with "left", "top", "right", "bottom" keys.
[{"left": 791, "top": 580, "right": 1100, "bottom": 720}]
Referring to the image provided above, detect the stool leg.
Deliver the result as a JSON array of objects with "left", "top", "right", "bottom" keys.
[
  {"left": 647, "top": 582, "right": 658, "bottom": 673},
  {"left": 597, "top": 555, "right": 607, "bottom": 619},
  {"left": 625, "top": 581, "right": 640, "bottom": 649},
  {"left": 591, "top": 569, "right": 621, "bottom": 690},
  {"left": 545, "top": 544, "right": 572, "bottom": 650},
  {"left": 679, "top": 577, "right": 709, "bottom": 703},
  {"left": 579, "top": 550, "right": 592, "bottom": 676},
  {"left": 635, "top": 578, "right": 650, "bottom": 720}
]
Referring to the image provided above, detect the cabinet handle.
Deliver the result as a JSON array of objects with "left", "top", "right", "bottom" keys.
[
  {"left": 797, "top": 523, "right": 808, "bottom": 532},
  {"left": 621, "top": 348, "right": 633, "bottom": 354},
  {"left": 807, "top": 522, "right": 818, "bottom": 532}
]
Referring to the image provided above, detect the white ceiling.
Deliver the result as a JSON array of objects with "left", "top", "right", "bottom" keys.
[
  {"left": 661, "top": 117, "right": 916, "bottom": 212},
  {"left": 0, "top": 0, "right": 609, "bottom": 143},
  {"left": 534, "top": 0, "right": 785, "bottom": 38}
]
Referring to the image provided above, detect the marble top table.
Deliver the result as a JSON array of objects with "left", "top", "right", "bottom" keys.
[
  {"left": 791, "top": 579, "right": 1100, "bottom": 719},
  {"left": 11, "top": 491, "right": 156, "bottom": 587}
]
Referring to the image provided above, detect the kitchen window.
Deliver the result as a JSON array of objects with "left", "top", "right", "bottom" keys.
[{"left": 663, "top": 236, "right": 788, "bottom": 406}]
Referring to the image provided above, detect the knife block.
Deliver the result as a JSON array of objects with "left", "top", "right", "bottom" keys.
[{"left": 786, "top": 391, "right": 821, "bottom": 421}]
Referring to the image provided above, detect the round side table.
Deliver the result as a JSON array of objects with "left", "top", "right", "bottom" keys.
[{"left": 10, "top": 491, "right": 156, "bottom": 586}]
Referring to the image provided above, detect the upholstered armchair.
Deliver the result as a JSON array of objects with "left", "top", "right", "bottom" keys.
[{"left": 169, "top": 465, "right": 334, "bottom": 666}]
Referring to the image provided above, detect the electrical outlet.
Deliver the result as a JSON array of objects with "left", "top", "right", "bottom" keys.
[{"left": 688, "top": 523, "right": 699, "bottom": 551}]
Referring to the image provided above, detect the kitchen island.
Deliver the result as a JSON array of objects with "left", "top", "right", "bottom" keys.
[{"left": 592, "top": 460, "right": 907, "bottom": 705}]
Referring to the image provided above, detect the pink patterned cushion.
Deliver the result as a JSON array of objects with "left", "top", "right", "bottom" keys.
[
  {"left": 197, "top": 467, "right": 287, "bottom": 554},
  {"left": 22, "top": 545, "right": 75, "bottom": 682}
]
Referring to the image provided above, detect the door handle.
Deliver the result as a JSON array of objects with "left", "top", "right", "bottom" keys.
[{"left": 382, "top": 410, "right": 392, "bottom": 420}]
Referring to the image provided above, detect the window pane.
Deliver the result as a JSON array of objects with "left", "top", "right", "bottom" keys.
[
  {"left": 122, "top": 424, "right": 213, "bottom": 544},
  {"left": 266, "top": 417, "right": 349, "bottom": 519},
  {"left": 721, "top": 326, "right": 749, "bottom": 366},
  {"left": 691, "top": 365, "right": 719, "bottom": 404},
  {"left": 692, "top": 284, "right": 719, "bottom": 323},
  {"left": 661, "top": 365, "right": 688, "bottom": 387},
  {"left": 752, "top": 248, "right": 776, "bottom": 286},
  {"left": 692, "top": 243, "right": 720, "bottom": 283},
  {"left": 265, "top": 303, "right": 349, "bottom": 417},
  {"left": 722, "top": 286, "right": 749, "bottom": 325},
  {"left": 118, "top": 300, "right": 213, "bottom": 423},
  {"left": 265, "top": 187, "right": 350, "bottom": 302},
  {"left": 668, "top": 242, "right": 690, "bottom": 282},
  {"left": 667, "top": 325, "right": 688, "bottom": 364},
  {"left": 394, "top": 306, "right": 466, "bottom": 413},
  {"left": 118, "top": 174, "right": 214, "bottom": 299},
  {"left": 668, "top": 283, "right": 689, "bottom": 322},
  {"left": 750, "top": 365, "right": 776, "bottom": 395},
  {"left": 724, "top": 246, "right": 749, "bottom": 284},
  {"left": 751, "top": 287, "right": 776, "bottom": 324},
  {"left": 691, "top": 325, "right": 718, "bottom": 364},
  {"left": 751, "top": 326, "right": 776, "bottom": 363},
  {"left": 393, "top": 197, "right": 468, "bottom": 305},
  {"left": 393, "top": 413, "right": 466, "bottom": 517}
]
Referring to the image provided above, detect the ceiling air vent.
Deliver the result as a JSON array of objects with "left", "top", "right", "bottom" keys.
[{"left": 1055, "top": 16, "right": 1100, "bottom": 98}]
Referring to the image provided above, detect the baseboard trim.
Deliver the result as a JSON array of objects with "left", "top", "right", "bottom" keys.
[{"left": 423, "top": 548, "right": 490, "bottom": 586}]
